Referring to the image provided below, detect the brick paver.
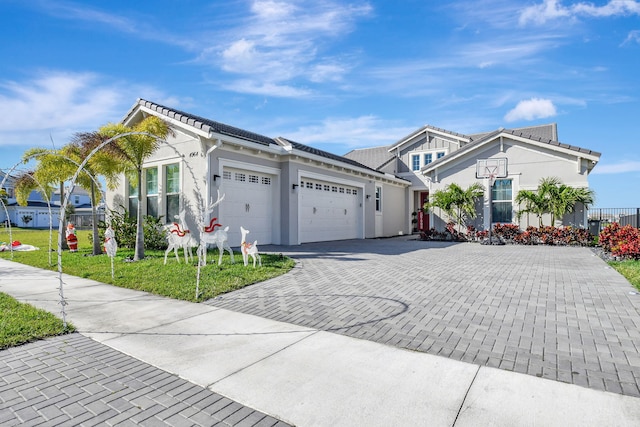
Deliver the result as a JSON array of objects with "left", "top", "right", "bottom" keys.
[
  {"left": 206, "top": 237, "right": 640, "bottom": 397},
  {"left": 0, "top": 334, "right": 288, "bottom": 426}
]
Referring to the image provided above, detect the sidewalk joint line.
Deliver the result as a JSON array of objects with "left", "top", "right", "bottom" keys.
[
  {"left": 452, "top": 364, "right": 481, "bottom": 427},
  {"left": 206, "top": 330, "right": 320, "bottom": 388}
]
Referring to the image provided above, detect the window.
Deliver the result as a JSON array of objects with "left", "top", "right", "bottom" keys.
[
  {"left": 235, "top": 173, "right": 246, "bottom": 182},
  {"left": 145, "top": 167, "right": 158, "bottom": 218},
  {"left": 324, "top": 185, "right": 330, "bottom": 191},
  {"left": 424, "top": 153, "right": 432, "bottom": 165},
  {"left": 411, "top": 154, "right": 420, "bottom": 171},
  {"left": 165, "top": 163, "right": 180, "bottom": 222},
  {"left": 375, "top": 186, "right": 382, "bottom": 212},
  {"left": 223, "top": 171, "right": 232, "bottom": 180},
  {"left": 331, "top": 186, "right": 338, "bottom": 192},
  {"left": 128, "top": 180, "right": 138, "bottom": 219},
  {"left": 74, "top": 196, "right": 80, "bottom": 205},
  {"left": 492, "top": 179, "right": 512, "bottom": 223},
  {"left": 249, "top": 175, "right": 259, "bottom": 184},
  {"left": 437, "top": 151, "right": 446, "bottom": 159},
  {"left": 306, "top": 182, "right": 313, "bottom": 189}
]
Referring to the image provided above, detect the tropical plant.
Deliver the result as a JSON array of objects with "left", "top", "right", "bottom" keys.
[
  {"left": 65, "top": 132, "right": 124, "bottom": 255},
  {"left": 515, "top": 177, "right": 595, "bottom": 226},
  {"left": 97, "top": 116, "right": 172, "bottom": 260},
  {"left": 424, "top": 182, "right": 484, "bottom": 233},
  {"left": 20, "top": 148, "right": 77, "bottom": 248}
]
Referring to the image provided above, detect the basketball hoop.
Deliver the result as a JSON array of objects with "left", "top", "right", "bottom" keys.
[{"left": 476, "top": 158, "right": 508, "bottom": 245}]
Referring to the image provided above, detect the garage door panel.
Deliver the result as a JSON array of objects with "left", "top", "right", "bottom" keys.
[
  {"left": 219, "top": 168, "right": 274, "bottom": 245},
  {"left": 299, "top": 178, "right": 361, "bottom": 243}
]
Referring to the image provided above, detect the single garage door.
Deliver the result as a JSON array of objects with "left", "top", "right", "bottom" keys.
[
  {"left": 299, "top": 178, "right": 362, "bottom": 243},
  {"left": 218, "top": 168, "right": 275, "bottom": 246}
]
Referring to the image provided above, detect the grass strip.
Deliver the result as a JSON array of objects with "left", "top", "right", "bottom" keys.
[{"left": 0, "top": 292, "right": 75, "bottom": 350}]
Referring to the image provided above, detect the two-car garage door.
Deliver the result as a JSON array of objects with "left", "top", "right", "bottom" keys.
[
  {"left": 218, "top": 166, "right": 363, "bottom": 245},
  {"left": 299, "top": 177, "right": 362, "bottom": 243}
]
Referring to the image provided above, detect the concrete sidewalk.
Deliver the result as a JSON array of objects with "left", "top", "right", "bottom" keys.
[{"left": 1, "top": 258, "right": 640, "bottom": 426}]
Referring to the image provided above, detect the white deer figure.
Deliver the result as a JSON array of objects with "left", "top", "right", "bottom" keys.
[
  {"left": 199, "top": 191, "right": 235, "bottom": 265},
  {"left": 164, "top": 209, "right": 197, "bottom": 264},
  {"left": 240, "top": 226, "right": 261, "bottom": 267},
  {"left": 104, "top": 226, "right": 118, "bottom": 279}
]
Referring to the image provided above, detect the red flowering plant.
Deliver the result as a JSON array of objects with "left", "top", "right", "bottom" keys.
[{"left": 599, "top": 223, "right": 640, "bottom": 259}]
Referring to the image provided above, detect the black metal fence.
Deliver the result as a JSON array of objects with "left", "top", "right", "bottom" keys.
[
  {"left": 587, "top": 208, "right": 640, "bottom": 235},
  {"left": 68, "top": 213, "right": 105, "bottom": 230}
]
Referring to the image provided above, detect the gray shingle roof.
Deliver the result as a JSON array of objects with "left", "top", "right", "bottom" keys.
[
  {"left": 133, "top": 99, "right": 276, "bottom": 146},
  {"left": 423, "top": 125, "right": 600, "bottom": 172},
  {"left": 343, "top": 146, "right": 394, "bottom": 170},
  {"left": 132, "top": 99, "right": 392, "bottom": 177}
]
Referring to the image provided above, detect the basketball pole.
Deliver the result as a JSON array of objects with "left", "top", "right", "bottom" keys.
[{"left": 487, "top": 174, "right": 495, "bottom": 244}]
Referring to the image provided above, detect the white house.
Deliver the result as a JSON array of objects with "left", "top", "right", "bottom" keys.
[
  {"left": 106, "top": 99, "right": 411, "bottom": 246},
  {"left": 106, "top": 99, "right": 600, "bottom": 245},
  {"left": 345, "top": 123, "right": 600, "bottom": 231}
]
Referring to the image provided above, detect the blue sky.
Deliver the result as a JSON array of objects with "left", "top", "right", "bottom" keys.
[{"left": 1, "top": 0, "right": 639, "bottom": 208}]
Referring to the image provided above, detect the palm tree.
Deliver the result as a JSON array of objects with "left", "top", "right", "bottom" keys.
[
  {"left": 21, "top": 148, "right": 77, "bottom": 248},
  {"left": 65, "top": 133, "right": 124, "bottom": 255},
  {"left": 515, "top": 177, "right": 595, "bottom": 226},
  {"left": 425, "top": 182, "right": 484, "bottom": 233},
  {"left": 98, "top": 116, "right": 172, "bottom": 260},
  {"left": 515, "top": 189, "right": 547, "bottom": 227}
]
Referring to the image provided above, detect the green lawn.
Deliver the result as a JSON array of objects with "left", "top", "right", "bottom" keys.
[
  {"left": 610, "top": 260, "right": 640, "bottom": 292},
  {"left": 0, "top": 228, "right": 295, "bottom": 302},
  {"left": 0, "top": 227, "right": 294, "bottom": 349},
  {"left": 0, "top": 292, "right": 75, "bottom": 350}
]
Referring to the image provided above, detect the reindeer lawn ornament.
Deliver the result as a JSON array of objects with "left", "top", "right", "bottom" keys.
[
  {"left": 103, "top": 226, "right": 118, "bottom": 279},
  {"left": 164, "top": 209, "right": 197, "bottom": 265},
  {"left": 240, "top": 226, "right": 261, "bottom": 267},
  {"left": 199, "top": 191, "right": 235, "bottom": 266}
]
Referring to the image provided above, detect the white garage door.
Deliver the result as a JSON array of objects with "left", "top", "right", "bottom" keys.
[
  {"left": 299, "top": 178, "right": 362, "bottom": 243},
  {"left": 218, "top": 168, "right": 275, "bottom": 246}
]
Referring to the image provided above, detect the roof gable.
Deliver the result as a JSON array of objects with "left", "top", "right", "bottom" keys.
[
  {"left": 388, "top": 125, "right": 471, "bottom": 152},
  {"left": 422, "top": 128, "right": 601, "bottom": 174}
]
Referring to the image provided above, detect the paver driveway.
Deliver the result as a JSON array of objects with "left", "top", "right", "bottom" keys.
[{"left": 206, "top": 237, "right": 640, "bottom": 397}]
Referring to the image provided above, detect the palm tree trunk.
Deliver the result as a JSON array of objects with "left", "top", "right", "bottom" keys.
[
  {"left": 133, "top": 168, "right": 145, "bottom": 260},
  {"left": 90, "top": 182, "right": 102, "bottom": 255}
]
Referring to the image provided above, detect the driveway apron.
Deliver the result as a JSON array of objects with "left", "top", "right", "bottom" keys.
[{"left": 206, "top": 237, "right": 640, "bottom": 397}]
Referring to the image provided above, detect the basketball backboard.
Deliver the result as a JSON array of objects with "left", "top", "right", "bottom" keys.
[{"left": 475, "top": 158, "right": 508, "bottom": 179}]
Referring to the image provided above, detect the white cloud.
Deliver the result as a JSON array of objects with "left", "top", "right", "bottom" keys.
[
  {"left": 0, "top": 71, "right": 182, "bottom": 150},
  {"left": 0, "top": 72, "right": 123, "bottom": 135},
  {"left": 504, "top": 98, "right": 557, "bottom": 122},
  {"left": 283, "top": 116, "right": 415, "bottom": 150},
  {"left": 223, "top": 80, "right": 311, "bottom": 98},
  {"left": 519, "top": 0, "right": 640, "bottom": 26},
  {"left": 622, "top": 30, "right": 640, "bottom": 45},
  {"left": 591, "top": 161, "right": 640, "bottom": 174},
  {"left": 210, "top": 0, "right": 372, "bottom": 96}
]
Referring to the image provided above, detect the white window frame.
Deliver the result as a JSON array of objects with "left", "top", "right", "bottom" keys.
[{"left": 375, "top": 186, "right": 382, "bottom": 212}]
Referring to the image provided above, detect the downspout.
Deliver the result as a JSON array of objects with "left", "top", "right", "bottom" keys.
[{"left": 205, "top": 138, "right": 222, "bottom": 201}]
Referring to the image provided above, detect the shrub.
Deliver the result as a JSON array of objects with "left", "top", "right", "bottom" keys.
[
  {"left": 88, "top": 206, "right": 168, "bottom": 250},
  {"left": 599, "top": 223, "right": 640, "bottom": 259},
  {"left": 492, "top": 223, "right": 520, "bottom": 242}
]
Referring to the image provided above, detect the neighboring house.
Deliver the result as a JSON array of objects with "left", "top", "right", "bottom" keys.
[
  {"left": 0, "top": 172, "right": 90, "bottom": 228},
  {"left": 345, "top": 123, "right": 600, "bottom": 232},
  {"left": 106, "top": 99, "right": 411, "bottom": 246}
]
